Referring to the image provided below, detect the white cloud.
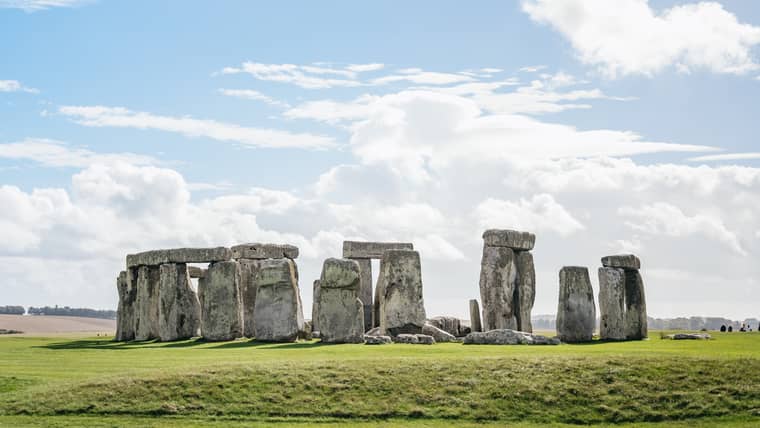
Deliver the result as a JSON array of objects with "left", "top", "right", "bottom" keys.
[
  {"left": 519, "top": 65, "right": 548, "bottom": 73},
  {"left": 0, "top": 79, "right": 39, "bottom": 93},
  {"left": 0, "top": 0, "right": 89, "bottom": 11},
  {"left": 0, "top": 138, "right": 159, "bottom": 168},
  {"left": 218, "top": 89, "right": 290, "bottom": 108},
  {"left": 220, "top": 62, "right": 362, "bottom": 89},
  {"left": 475, "top": 194, "right": 585, "bottom": 237},
  {"left": 58, "top": 105, "right": 336, "bottom": 150},
  {"left": 689, "top": 152, "right": 760, "bottom": 162},
  {"left": 346, "top": 63, "right": 385, "bottom": 72},
  {"left": 370, "top": 70, "right": 474, "bottom": 86},
  {"left": 522, "top": 0, "right": 760, "bottom": 77}
]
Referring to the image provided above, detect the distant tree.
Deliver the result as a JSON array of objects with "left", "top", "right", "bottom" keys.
[
  {"left": 0, "top": 306, "right": 25, "bottom": 315},
  {"left": 26, "top": 306, "right": 116, "bottom": 320}
]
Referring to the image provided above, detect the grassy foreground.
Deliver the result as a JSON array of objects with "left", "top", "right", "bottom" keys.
[{"left": 0, "top": 332, "right": 759, "bottom": 427}]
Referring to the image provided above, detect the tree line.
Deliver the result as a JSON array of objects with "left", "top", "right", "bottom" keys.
[{"left": 0, "top": 305, "right": 116, "bottom": 319}]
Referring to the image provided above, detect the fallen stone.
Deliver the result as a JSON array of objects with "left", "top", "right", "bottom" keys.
[
  {"left": 312, "top": 331, "right": 321, "bottom": 339},
  {"left": 317, "top": 258, "right": 365, "bottom": 344},
  {"left": 463, "top": 329, "right": 560, "bottom": 345},
  {"left": 311, "top": 279, "right": 321, "bottom": 332},
  {"left": 134, "top": 265, "right": 160, "bottom": 341},
  {"left": 299, "top": 321, "right": 313, "bottom": 341},
  {"left": 482, "top": 229, "right": 535, "bottom": 251},
  {"left": 601, "top": 254, "right": 641, "bottom": 270},
  {"left": 231, "top": 243, "right": 299, "bottom": 260},
  {"left": 355, "top": 258, "right": 373, "bottom": 332},
  {"left": 479, "top": 245, "right": 518, "bottom": 331},
  {"left": 469, "top": 299, "right": 482, "bottom": 333},
  {"left": 364, "top": 335, "right": 391, "bottom": 345},
  {"left": 342, "top": 241, "right": 414, "bottom": 259},
  {"left": 664, "top": 333, "right": 711, "bottom": 340},
  {"left": 377, "top": 250, "right": 427, "bottom": 336},
  {"left": 556, "top": 266, "right": 596, "bottom": 343},
  {"left": 515, "top": 251, "right": 536, "bottom": 333},
  {"left": 158, "top": 263, "right": 201, "bottom": 342},
  {"left": 365, "top": 326, "right": 382, "bottom": 336},
  {"left": 115, "top": 270, "right": 136, "bottom": 341},
  {"left": 416, "top": 334, "right": 435, "bottom": 345},
  {"left": 393, "top": 333, "right": 419, "bottom": 344},
  {"left": 624, "top": 270, "right": 648, "bottom": 340},
  {"left": 187, "top": 266, "right": 205, "bottom": 278},
  {"left": 127, "top": 247, "right": 231, "bottom": 268},
  {"left": 427, "top": 316, "right": 468, "bottom": 337},
  {"left": 253, "top": 258, "right": 303, "bottom": 342},
  {"left": 422, "top": 323, "right": 457, "bottom": 342},
  {"left": 200, "top": 261, "right": 243, "bottom": 341},
  {"left": 598, "top": 267, "right": 626, "bottom": 341}
]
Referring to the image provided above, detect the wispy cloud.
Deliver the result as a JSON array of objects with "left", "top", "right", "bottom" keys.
[
  {"left": 0, "top": 80, "right": 39, "bottom": 94},
  {"left": 58, "top": 105, "right": 336, "bottom": 149},
  {"left": 0, "top": 138, "right": 159, "bottom": 168},
  {"left": 220, "top": 62, "right": 362, "bottom": 89},
  {"left": 218, "top": 89, "right": 290, "bottom": 108},
  {"left": 689, "top": 152, "right": 760, "bottom": 162},
  {"left": 346, "top": 63, "right": 385, "bottom": 72},
  {"left": 0, "top": 0, "right": 92, "bottom": 12}
]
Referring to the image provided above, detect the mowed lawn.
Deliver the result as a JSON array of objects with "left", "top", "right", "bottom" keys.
[{"left": 0, "top": 332, "right": 759, "bottom": 427}]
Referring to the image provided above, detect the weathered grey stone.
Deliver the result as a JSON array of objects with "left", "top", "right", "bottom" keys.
[
  {"left": 238, "top": 260, "right": 260, "bottom": 338},
  {"left": 463, "top": 329, "right": 560, "bottom": 345},
  {"left": 664, "top": 333, "right": 710, "bottom": 340},
  {"left": 482, "top": 229, "right": 535, "bottom": 251},
  {"left": 428, "top": 316, "right": 465, "bottom": 337},
  {"left": 158, "top": 263, "right": 201, "bottom": 342},
  {"left": 598, "top": 267, "right": 626, "bottom": 341},
  {"left": 372, "top": 263, "right": 384, "bottom": 328},
  {"left": 134, "top": 265, "right": 160, "bottom": 341},
  {"left": 422, "top": 323, "right": 457, "bottom": 342},
  {"left": 601, "top": 254, "right": 641, "bottom": 270},
  {"left": 299, "top": 321, "right": 313, "bottom": 341},
  {"left": 127, "top": 247, "right": 231, "bottom": 268},
  {"left": 365, "top": 326, "right": 382, "bottom": 336},
  {"left": 342, "top": 241, "right": 414, "bottom": 259},
  {"left": 556, "top": 267, "right": 596, "bottom": 343},
  {"left": 187, "top": 266, "right": 205, "bottom": 278},
  {"left": 364, "top": 335, "right": 391, "bottom": 344},
  {"left": 355, "top": 258, "right": 373, "bottom": 332},
  {"left": 415, "top": 334, "right": 435, "bottom": 345},
  {"left": 253, "top": 258, "right": 303, "bottom": 342},
  {"left": 231, "top": 243, "right": 299, "bottom": 260},
  {"left": 200, "top": 261, "right": 243, "bottom": 341},
  {"left": 515, "top": 251, "right": 535, "bottom": 333},
  {"left": 317, "top": 258, "right": 365, "bottom": 344},
  {"left": 624, "top": 270, "right": 648, "bottom": 340},
  {"left": 393, "top": 333, "right": 434, "bottom": 344},
  {"left": 115, "top": 270, "right": 136, "bottom": 341},
  {"left": 469, "top": 299, "right": 482, "bottom": 333},
  {"left": 311, "top": 279, "right": 321, "bottom": 333},
  {"left": 479, "top": 245, "right": 518, "bottom": 331},
  {"left": 378, "top": 250, "right": 427, "bottom": 336}
]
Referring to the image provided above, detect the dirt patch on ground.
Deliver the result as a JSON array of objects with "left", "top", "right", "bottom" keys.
[{"left": 0, "top": 315, "right": 115, "bottom": 335}]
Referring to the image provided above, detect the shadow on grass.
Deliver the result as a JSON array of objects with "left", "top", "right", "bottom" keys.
[{"left": 36, "top": 338, "right": 329, "bottom": 351}]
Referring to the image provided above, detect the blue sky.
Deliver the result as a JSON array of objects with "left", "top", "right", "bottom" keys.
[{"left": 1, "top": 0, "right": 759, "bottom": 319}]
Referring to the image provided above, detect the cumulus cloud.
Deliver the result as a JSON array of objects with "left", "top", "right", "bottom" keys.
[
  {"left": 688, "top": 152, "right": 760, "bottom": 162},
  {"left": 0, "top": 79, "right": 39, "bottom": 93},
  {"left": 474, "top": 194, "right": 585, "bottom": 237},
  {"left": 522, "top": 0, "right": 760, "bottom": 77}
]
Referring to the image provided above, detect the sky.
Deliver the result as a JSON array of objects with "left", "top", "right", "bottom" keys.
[{"left": 1, "top": 0, "right": 759, "bottom": 319}]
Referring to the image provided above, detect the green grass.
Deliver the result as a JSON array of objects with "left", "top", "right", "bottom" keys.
[{"left": 0, "top": 332, "right": 759, "bottom": 427}]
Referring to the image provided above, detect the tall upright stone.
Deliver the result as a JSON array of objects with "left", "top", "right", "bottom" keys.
[
  {"left": 134, "top": 265, "right": 160, "bottom": 341},
  {"left": 115, "top": 270, "right": 136, "bottom": 341},
  {"left": 515, "top": 251, "right": 535, "bottom": 333},
  {"left": 200, "top": 261, "right": 243, "bottom": 341},
  {"left": 598, "top": 267, "right": 626, "bottom": 341},
  {"left": 311, "top": 279, "right": 321, "bottom": 332},
  {"left": 239, "top": 260, "right": 260, "bottom": 338},
  {"left": 253, "top": 258, "right": 303, "bottom": 342},
  {"left": 469, "top": 299, "right": 482, "bottom": 333},
  {"left": 556, "top": 266, "right": 596, "bottom": 343},
  {"left": 479, "top": 245, "right": 517, "bottom": 331},
  {"left": 158, "top": 263, "right": 201, "bottom": 342},
  {"left": 624, "top": 270, "right": 647, "bottom": 340},
  {"left": 377, "top": 250, "right": 426, "bottom": 336},
  {"left": 317, "top": 258, "right": 365, "bottom": 343},
  {"left": 355, "top": 258, "right": 373, "bottom": 332}
]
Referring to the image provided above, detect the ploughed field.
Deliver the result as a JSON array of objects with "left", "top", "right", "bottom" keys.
[{"left": 0, "top": 332, "right": 759, "bottom": 427}]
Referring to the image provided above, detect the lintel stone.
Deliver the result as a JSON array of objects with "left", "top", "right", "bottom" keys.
[
  {"left": 482, "top": 229, "right": 535, "bottom": 250},
  {"left": 342, "top": 241, "right": 414, "bottom": 259},
  {"left": 231, "top": 243, "right": 299, "bottom": 260},
  {"left": 127, "top": 247, "right": 231, "bottom": 268},
  {"left": 601, "top": 254, "right": 641, "bottom": 270}
]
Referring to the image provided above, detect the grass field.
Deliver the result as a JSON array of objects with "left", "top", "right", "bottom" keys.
[{"left": 1, "top": 332, "right": 759, "bottom": 427}]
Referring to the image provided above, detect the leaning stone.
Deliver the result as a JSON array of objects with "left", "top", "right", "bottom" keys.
[
  {"left": 127, "top": 247, "right": 231, "bottom": 268},
  {"left": 624, "top": 270, "right": 648, "bottom": 340},
  {"left": 364, "top": 335, "right": 391, "bottom": 345},
  {"left": 377, "top": 250, "right": 427, "bottom": 336},
  {"left": 515, "top": 251, "right": 536, "bottom": 333},
  {"left": 231, "top": 243, "right": 299, "bottom": 260},
  {"left": 311, "top": 279, "right": 321, "bottom": 333},
  {"left": 343, "top": 241, "right": 414, "bottom": 259},
  {"left": 479, "top": 246, "right": 518, "bottom": 331},
  {"left": 134, "top": 265, "right": 160, "bottom": 341},
  {"left": 187, "top": 266, "right": 205, "bottom": 278},
  {"left": 601, "top": 254, "right": 641, "bottom": 270},
  {"left": 422, "top": 323, "right": 457, "bottom": 342},
  {"left": 158, "top": 263, "right": 201, "bottom": 342},
  {"left": 115, "top": 270, "right": 136, "bottom": 341},
  {"left": 393, "top": 334, "right": 419, "bottom": 344},
  {"left": 200, "top": 261, "right": 243, "bottom": 341},
  {"left": 253, "top": 258, "right": 303, "bottom": 342},
  {"left": 317, "top": 258, "right": 365, "bottom": 344},
  {"left": 482, "top": 229, "right": 535, "bottom": 251},
  {"left": 469, "top": 299, "right": 482, "bottom": 333},
  {"left": 365, "top": 326, "right": 382, "bottom": 336},
  {"left": 598, "top": 267, "right": 626, "bottom": 341},
  {"left": 355, "top": 258, "right": 373, "bottom": 332},
  {"left": 238, "top": 260, "right": 260, "bottom": 338},
  {"left": 556, "top": 267, "right": 596, "bottom": 343},
  {"left": 415, "top": 334, "right": 435, "bottom": 345}
]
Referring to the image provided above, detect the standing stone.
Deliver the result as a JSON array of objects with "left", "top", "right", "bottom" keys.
[
  {"left": 625, "top": 270, "right": 648, "bottom": 340},
  {"left": 515, "top": 251, "right": 535, "bottom": 333},
  {"left": 200, "top": 261, "right": 243, "bottom": 341},
  {"left": 377, "top": 250, "right": 427, "bottom": 336},
  {"left": 134, "top": 265, "right": 160, "bottom": 341},
  {"left": 479, "top": 245, "right": 517, "bottom": 331},
  {"left": 317, "top": 258, "right": 365, "bottom": 344},
  {"left": 469, "top": 299, "right": 482, "bottom": 333},
  {"left": 311, "top": 279, "right": 321, "bottom": 333},
  {"left": 238, "top": 260, "right": 260, "bottom": 338},
  {"left": 598, "top": 267, "right": 626, "bottom": 341},
  {"left": 556, "top": 267, "right": 596, "bottom": 343},
  {"left": 373, "top": 264, "right": 385, "bottom": 329},
  {"left": 355, "top": 258, "right": 373, "bottom": 332},
  {"left": 115, "top": 270, "right": 136, "bottom": 341},
  {"left": 253, "top": 258, "right": 303, "bottom": 342},
  {"left": 158, "top": 263, "right": 201, "bottom": 342},
  {"left": 197, "top": 268, "right": 208, "bottom": 310}
]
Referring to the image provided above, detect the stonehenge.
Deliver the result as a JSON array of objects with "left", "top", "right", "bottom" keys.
[
  {"left": 158, "top": 263, "right": 201, "bottom": 342},
  {"left": 469, "top": 299, "right": 482, "bottom": 333},
  {"left": 316, "top": 258, "right": 365, "bottom": 343},
  {"left": 115, "top": 271, "right": 135, "bottom": 341},
  {"left": 478, "top": 229, "right": 536, "bottom": 333},
  {"left": 556, "top": 267, "right": 596, "bottom": 343},
  {"left": 377, "top": 249, "right": 427, "bottom": 336},
  {"left": 463, "top": 329, "right": 560, "bottom": 345},
  {"left": 200, "top": 261, "right": 243, "bottom": 341},
  {"left": 253, "top": 258, "right": 303, "bottom": 342},
  {"left": 599, "top": 255, "right": 648, "bottom": 340}
]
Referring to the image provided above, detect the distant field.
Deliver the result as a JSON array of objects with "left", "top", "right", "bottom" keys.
[
  {"left": 0, "top": 332, "right": 759, "bottom": 427},
  {"left": 0, "top": 315, "right": 115, "bottom": 335}
]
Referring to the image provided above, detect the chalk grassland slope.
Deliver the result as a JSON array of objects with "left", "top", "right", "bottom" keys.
[
  {"left": 0, "top": 333, "right": 759, "bottom": 427},
  {"left": 0, "top": 315, "right": 115, "bottom": 334}
]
